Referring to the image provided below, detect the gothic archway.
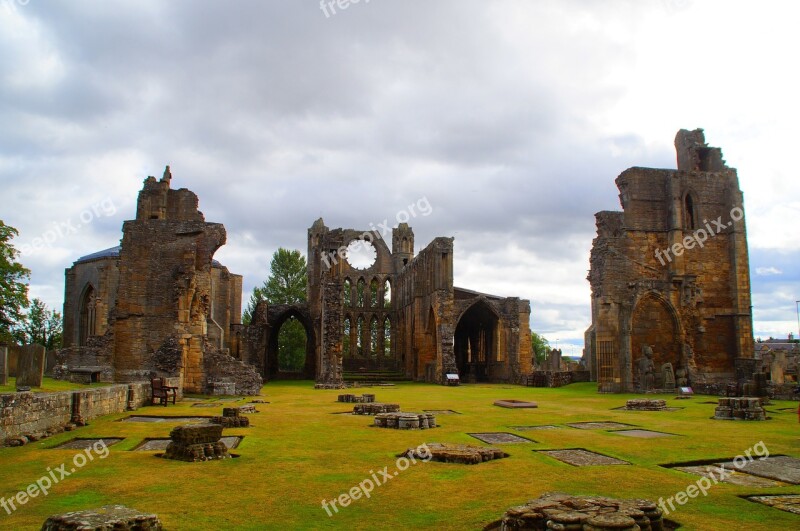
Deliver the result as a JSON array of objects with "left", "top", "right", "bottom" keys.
[
  {"left": 630, "top": 293, "right": 680, "bottom": 388},
  {"left": 454, "top": 299, "right": 499, "bottom": 383},
  {"left": 266, "top": 308, "right": 316, "bottom": 380}
]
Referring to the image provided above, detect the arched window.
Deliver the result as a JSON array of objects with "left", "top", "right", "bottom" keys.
[
  {"left": 383, "top": 279, "right": 391, "bottom": 308},
  {"left": 343, "top": 279, "right": 352, "bottom": 306},
  {"left": 356, "top": 317, "right": 364, "bottom": 356},
  {"left": 79, "top": 285, "right": 96, "bottom": 346},
  {"left": 383, "top": 317, "right": 391, "bottom": 357},
  {"left": 370, "top": 278, "right": 379, "bottom": 307},
  {"left": 357, "top": 279, "right": 365, "bottom": 307},
  {"left": 684, "top": 194, "right": 696, "bottom": 229},
  {"left": 370, "top": 317, "right": 379, "bottom": 359},
  {"left": 342, "top": 317, "right": 351, "bottom": 357}
]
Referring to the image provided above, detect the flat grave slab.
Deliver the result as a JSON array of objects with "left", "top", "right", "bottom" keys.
[
  {"left": 494, "top": 399, "right": 538, "bottom": 409},
  {"left": 191, "top": 403, "right": 223, "bottom": 408},
  {"left": 566, "top": 421, "right": 634, "bottom": 430},
  {"left": 120, "top": 415, "right": 210, "bottom": 423},
  {"left": 717, "top": 455, "right": 800, "bottom": 485},
  {"left": 663, "top": 455, "right": 800, "bottom": 486},
  {"left": 134, "top": 436, "right": 243, "bottom": 451},
  {"left": 672, "top": 465, "right": 787, "bottom": 488},
  {"left": 423, "top": 409, "right": 460, "bottom": 415},
  {"left": 469, "top": 432, "right": 536, "bottom": 444},
  {"left": 511, "top": 425, "right": 561, "bottom": 431},
  {"left": 746, "top": 495, "right": 800, "bottom": 515},
  {"left": 538, "top": 449, "right": 630, "bottom": 466},
  {"left": 54, "top": 438, "right": 124, "bottom": 450},
  {"left": 611, "top": 429, "right": 677, "bottom": 438}
]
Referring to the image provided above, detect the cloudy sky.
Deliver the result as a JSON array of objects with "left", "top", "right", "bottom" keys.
[{"left": 2, "top": 0, "right": 799, "bottom": 356}]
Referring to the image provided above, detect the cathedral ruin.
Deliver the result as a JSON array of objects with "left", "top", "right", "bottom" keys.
[
  {"left": 57, "top": 128, "right": 756, "bottom": 395},
  {"left": 58, "top": 168, "right": 533, "bottom": 391},
  {"left": 584, "top": 129, "right": 754, "bottom": 393},
  {"left": 236, "top": 220, "right": 532, "bottom": 385}
]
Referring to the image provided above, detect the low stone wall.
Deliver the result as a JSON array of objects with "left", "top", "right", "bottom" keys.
[
  {"left": 768, "top": 383, "right": 800, "bottom": 401},
  {"left": 571, "top": 370, "right": 591, "bottom": 383},
  {"left": 0, "top": 382, "right": 157, "bottom": 445}
]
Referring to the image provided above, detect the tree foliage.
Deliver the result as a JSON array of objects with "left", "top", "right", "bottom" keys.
[
  {"left": 531, "top": 331, "right": 550, "bottom": 366},
  {"left": 278, "top": 317, "right": 306, "bottom": 372},
  {"left": 242, "top": 248, "right": 307, "bottom": 325},
  {"left": 0, "top": 221, "right": 30, "bottom": 344},
  {"left": 15, "top": 298, "right": 63, "bottom": 350}
]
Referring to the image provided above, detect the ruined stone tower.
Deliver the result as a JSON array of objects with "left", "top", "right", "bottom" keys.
[
  {"left": 585, "top": 129, "right": 754, "bottom": 393},
  {"left": 60, "top": 168, "right": 259, "bottom": 394}
]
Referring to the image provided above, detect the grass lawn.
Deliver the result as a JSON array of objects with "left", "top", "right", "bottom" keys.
[
  {"left": 0, "top": 377, "right": 110, "bottom": 394},
  {"left": 1, "top": 382, "right": 798, "bottom": 530}
]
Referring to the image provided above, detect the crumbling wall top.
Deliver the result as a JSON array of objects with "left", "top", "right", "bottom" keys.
[
  {"left": 136, "top": 166, "right": 205, "bottom": 222},
  {"left": 675, "top": 128, "right": 728, "bottom": 172}
]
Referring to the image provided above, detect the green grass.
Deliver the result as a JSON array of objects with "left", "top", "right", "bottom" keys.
[
  {"left": 0, "top": 377, "right": 110, "bottom": 394},
  {"left": 1, "top": 382, "right": 798, "bottom": 530}
]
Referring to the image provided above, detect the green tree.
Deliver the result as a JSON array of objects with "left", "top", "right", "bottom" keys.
[
  {"left": 242, "top": 248, "right": 307, "bottom": 324},
  {"left": 16, "top": 298, "right": 63, "bottom": 350},
  {"left": 278, "top": 317, "right": 307, "bottom": 372},
  {"left": 531, "top": 331, "right": 550, "bottom": 367},
  {"left": 0, "top": 221, "right": 30, "bottom": 344}
]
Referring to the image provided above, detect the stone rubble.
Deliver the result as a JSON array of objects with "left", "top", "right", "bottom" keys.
[
  {"left": 373, "top": 412, "right": 437, "bottom": 429},
  {"left": 162, "top": 424, "right": 230, "bottom": 462},
  {"left": 487, "top": 492, "right": 669, "bottom": 530},
  {"left": 713, "top": 397, "right": 767, "bottom": 420}
]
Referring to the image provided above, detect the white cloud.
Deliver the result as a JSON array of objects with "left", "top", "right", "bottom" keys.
[{"left": 2, "top": 0, "right": 799, "bottom": 351}]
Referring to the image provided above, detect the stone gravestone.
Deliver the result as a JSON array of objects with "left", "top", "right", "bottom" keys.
[
  {"left": 15, "top": 344, "right": 46, "bottom": 388},
  {"left": 547, "top": 349, "right": 562, "bottom": 372},
  {"left": 0, "top": 345, "right": 7, "bottom": 386},
  {"left": 44, "top": 350, "right": 57, "bottom": 376},
  {"left": 662, "top": 362, "right": 676, "bottom": 391}
]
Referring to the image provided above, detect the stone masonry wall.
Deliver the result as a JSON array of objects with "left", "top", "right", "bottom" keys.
[
  {"left": 587, "top": 129, "right": 754, "bottom": 392},
  {"left": 113, "top": 170, "right": 226, "bottom": 392},
  {"left": 0, "top": 383, "right": 153, "bottom": 444}
]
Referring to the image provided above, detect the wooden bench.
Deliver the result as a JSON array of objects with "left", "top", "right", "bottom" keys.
[{"left": 151, "top": 378, "right": 177, "bottom": 406}]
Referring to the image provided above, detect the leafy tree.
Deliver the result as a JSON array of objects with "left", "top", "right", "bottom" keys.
[
  {"left": 0, "top": 221, "right": 30, "bottom": 344},
  {"left": 16, "top": 298, "right": 62, "bottom": 350},
  {"left": 242, "top": 248, "right": 307, "bottom": 324},
  {"left": 242, "top": 249, "right": 308, "bottom": 372},
  {"left": 531, "top": 331, "right": 550, "bottom": 367},
  {"left": 278, "top": 318, "right": 307, "bottom": 372},
  {"left": 261, "top": 248, "right": 307, "bottom": 304}
]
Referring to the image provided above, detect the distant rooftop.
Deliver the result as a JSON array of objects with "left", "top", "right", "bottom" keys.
[
  {"left": 75, "top": 246, "right": 121, "bottom": 263},
  {"left": 75, "top": 245, "right": 223, "bottom": 268}
]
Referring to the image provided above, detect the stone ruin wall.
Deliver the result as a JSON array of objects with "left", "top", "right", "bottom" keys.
[
  {"left": 53, "top": 169, "right": 260, "bottom": 395},
  {"left": 587, "top": 129, "right": 754, "bottom": 392},
  {"left": 62, "top": 255, "right": 119, "bottom": 348},
  {"left": 112, "top": 174, "right": 226, "bottom": 392},
  {"left": 0, "top": 382, "right": 157, "bottom": 445},
  {"left": 395, "top": 237, "right": 457, "bottom": 382}
]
